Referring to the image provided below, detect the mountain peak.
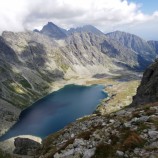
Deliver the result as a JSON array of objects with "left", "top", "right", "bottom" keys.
[
  {"left": 68, "top": 25, "right": 104, "bottom": 36},
  {"left": 40, "top": 22, "right": 67, "bottom": 39},
  {"left": 47, "top": 22, "right": 57, "bottom": 27}
]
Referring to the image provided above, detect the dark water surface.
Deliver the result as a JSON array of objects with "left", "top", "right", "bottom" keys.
[{"left": 0, "top": 84, "right": 107, "bottom": 140}]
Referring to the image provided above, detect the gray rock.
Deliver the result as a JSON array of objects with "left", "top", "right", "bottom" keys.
[
  {"left": 62, "top": 149, "right": 74, "bottom": 157},
  {"left": 149, "top": 141, "right": 158, "bottom": 148},
  {"left": 148, "top": 131, "right": 158, "bottom": 140},
  {"left": 134, "top": 148, "right": 140, "bottom": 155},
  {"left": 83, "top": 148, "right": 96, "bottom": 158},
  {"left": 124, "top": 122, "right": 131, "bottom": 128},
  {"left": 138, "top": 116, "right": 149, "bottom": 122},
  {"left": 73, "top": 139, "right": 85, "bottom": 148},
  {"left": 66, "top": 144, "right": 74, "bottom": 149},
  {"left": 109, "top": 119, "right": 115, "bottom": 123},
  {"left": 116, "top": 150, "right": 124, "bottom": 157},
  {"left": 13, "top": 137, "right": 40, "bottom": 155},
  {"left": 54, "top": 152, "right": 60, "bottom": 158},
  {"left": 131, "top": 117, "right": 139, "bottom": 123},
  {"left": 71, "top": 133, "right": 75, "bottom": 138},
  {"left": 116, "top": 110, "right": 126, "bottom": 116}
]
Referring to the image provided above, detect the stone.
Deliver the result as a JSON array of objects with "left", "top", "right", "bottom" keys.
[
  {"left": 83, "top": 148, "right": 96, "bottom": 158},
  {"left": 54, "top": 152, "right": 60, "bottom": 158},
  {"left": 149, "top": 141, "right": 158, "bottom": 148},
  {"left": 116, "top": 110, "right": 126, "bottom": 116},
  {"left": 131, "top": 117, "right": 139, "bottom": 123},
  {"left": 73, "top": 139, "right": 85, "bottom": 148},
  {"left": 148, "top": 131, "right": 158, "bottom": 140},
  {"left": 74, "top": 147, "right": 83, "bottom": 154},
  {"left": 13, "top": 137, "right": 40, "bottom": 155},
  {"left": 116, "top": 150, "right": 124, "bottom": 157},
  {"left": 102, "top": 122, "right": 106, "bottom": 126},
  {"left": 138, "top": 116, "right": 149, "bottom": 122},
  {"left": 71, "top": 133, "right": 75, "bottom": 138},
  {"left": 109, "top": 119, "right": 115, "bottom": 123},
  {"left": 69, "top": 153, "right": 81, "bottom": 158},
  {"left": 62, "top": 149, "right": 74, "bottom": 157},
  {"left": 124, "top": 122, "right": 131, "bottom": 128},
  {"left": 134, "top": 148, "right": 140, "bottom": 155},
  {"left": 66, "top": 144, "right": 74, "bottom": 149}
]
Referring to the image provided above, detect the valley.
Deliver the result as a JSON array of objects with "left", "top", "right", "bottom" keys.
[{"left": 0, "top": 22, "right": 158, "bottom": 158}]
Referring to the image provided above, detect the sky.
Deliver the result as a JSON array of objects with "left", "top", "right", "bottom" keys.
[{"left": 0, "top": 0, "right": 158, "bottom": 40}]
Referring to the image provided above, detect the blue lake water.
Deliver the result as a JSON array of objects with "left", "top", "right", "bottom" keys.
[{"left": 0, "top": 84, "right": 107, "bottom": 141}]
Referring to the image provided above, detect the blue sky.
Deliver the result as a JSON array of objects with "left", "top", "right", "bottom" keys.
[{"left": 129, "top": 0, "right": 158, "bottom": 13}]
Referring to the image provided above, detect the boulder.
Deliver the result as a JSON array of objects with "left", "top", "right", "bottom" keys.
[{"left": 13, "top": 137, "right": 40, "bottom": 156}]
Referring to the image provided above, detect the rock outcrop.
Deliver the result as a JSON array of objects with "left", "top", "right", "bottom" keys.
[
  {"left": 132, "top": 59, "right": 158, "bottom": 106},
  {"left": 13, "top": 137, "right": 40, "bottom": 156}
]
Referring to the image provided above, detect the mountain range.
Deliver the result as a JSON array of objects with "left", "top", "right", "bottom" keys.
[
  {"left": 0, "top": 22, "right": 158, "bottom": 157},
  {"left": 0, "top": 21, "right": 158, "bottom": 136}
]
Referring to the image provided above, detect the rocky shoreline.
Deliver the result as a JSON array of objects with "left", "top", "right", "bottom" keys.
[{"left": 37, "top": 102, "right": 158, "bottom": 158}]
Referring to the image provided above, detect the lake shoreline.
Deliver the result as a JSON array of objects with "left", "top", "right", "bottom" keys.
[
  {"left": 0, "top": 77, "right": 139, "bottom": 155},
  {"left": 0, "top": 82, "right": 107, "bottom": 141}
]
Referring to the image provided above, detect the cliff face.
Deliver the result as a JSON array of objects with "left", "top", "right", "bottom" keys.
[
  {"left": 132, "top": 59, "right": 158, "bottom": 106},
  {"left": 106, "top": 31, "right": 156, "bottom": 70}
]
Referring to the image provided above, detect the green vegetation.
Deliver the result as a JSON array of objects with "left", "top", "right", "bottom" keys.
[
  {"left": 60, "top": 64, "right": 69, "bottom": 72},
  {"left": 0, "top": 149, "right": 11, "bottom": 158},
  {"left": 19, "top": 79, "right": 32, "bottom": 89},
  {"left": 92, "top": 143, "right": 115, "bottom": 158},
  {"left": 77, "top": 130, "right": 93, "bottom": 140}
]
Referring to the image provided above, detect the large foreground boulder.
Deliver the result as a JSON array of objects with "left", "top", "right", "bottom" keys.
[
  {"left": 132, "top": 59, "right": 158, "bottom": 106},
  {"left": 13, "top": 137, "right": 40, "bottom": 156}
]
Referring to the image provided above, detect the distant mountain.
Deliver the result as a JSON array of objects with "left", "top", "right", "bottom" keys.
[
  {"left": 106, "top": 31, "right": 157, "bottom": 70},
  {"left": 148, "top": 40, "right": 158, "bottom": 54},
  {"left": 1, "top": 23, "right": 158, "bottom": 110},
  {"left": 68, "top": 25, "right": 104, "bottom": 36},
  {"left": 40, "top": 22, "right": 67, "bottom": 39}
]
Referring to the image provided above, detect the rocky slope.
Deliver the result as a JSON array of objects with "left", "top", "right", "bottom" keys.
[
  {"left": 148, "top": 41, "right": 158, "bottom": 54},
  {"left": 106, "top": 31, "right": 157, "bottom": 70},
  {"left": 35, "top": 103, "right": 158, "bottom": 158}
]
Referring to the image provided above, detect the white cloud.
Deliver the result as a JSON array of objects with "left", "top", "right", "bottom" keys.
[{"left": 0, "top": 0, "right": 158, "bottom": 40}]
